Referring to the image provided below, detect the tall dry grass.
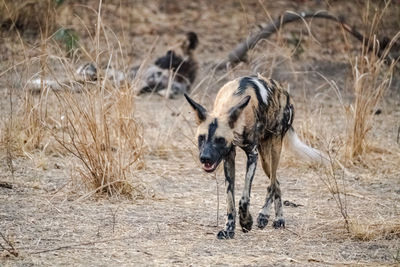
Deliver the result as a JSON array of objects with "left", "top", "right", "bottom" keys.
[
  {"left": 0, "top": 0, "right": 147, "bottom": 198},
  {"left": 54, "top": 83, "right": 145, "bottom": 197},
  {"left": 345, "top": 1, "right": 399, "bottom": 162},
  {"left": 322, "top": 2, "right": 400, "bottom": 240},
  {"left": 52, "top": 0, "right": 146, "bottom": 198}
]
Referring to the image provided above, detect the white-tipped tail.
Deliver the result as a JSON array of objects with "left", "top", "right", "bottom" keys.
[{"left": 285, "top": 127, "right": 329, "bottom": 166}]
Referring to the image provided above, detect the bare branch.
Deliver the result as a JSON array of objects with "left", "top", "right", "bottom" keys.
[{"left": 216, "top": 10, "right": 399, "bottom": 70}]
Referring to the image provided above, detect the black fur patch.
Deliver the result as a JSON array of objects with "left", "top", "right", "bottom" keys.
[
  {"left": 270, "top": 79, "right": 277, "bottom": 88},
  {"left": 207, "top": 119, "right": 218, "bottom": 141},
  {"left": 235, "top": 77, "right": 272, "bottom": 141},
  {"left": 260, "top": 78, "right": 274, "bottom": 95},
  {"left": 235, "top": 76, "right": 267, "bottom": 111},
  {"left": 180, "top": 59, "right": 198, "bottom": 84},
  {"left": 245, "top": 153, "right": 258, "bottom": 195},
  {"left": 236, "top": 76, "right": 253, "bottom": 93},
  {"left": 224, "top": 147, "right": 235, "bottom": 194},
  {"left": 281, "top": 92, "right": 294, "bottom": 135},
  {"left": 155, "top": 50, "right": 183, "bottom": 71},
  {"left": 198, "top": 134, "right": 206, "bottom": 150},
  {"left": 154, "top": 50, "right": 197, "bottom": 85},
  {"left": 226, "top": 180, "right": 234, "bottom": 194},
  {"left": 263, "top": 185, "right": 275, "bottom": 209},
  {"left": 186, "top": 32, "right": 199, "bottom": 50}
]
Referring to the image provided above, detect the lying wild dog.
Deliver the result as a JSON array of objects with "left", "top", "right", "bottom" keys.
[
  {"left": 29, "top": 32, "right": 199, "bottom": 98},
  {"left": 146, "top": 31, "right": 198, "bottom": 96},
  {"left": 184, "top": 74, "right": 327, "bottom": 239},
  {"left": 76, "top": 32, "right": 199, "bottom": 98}
]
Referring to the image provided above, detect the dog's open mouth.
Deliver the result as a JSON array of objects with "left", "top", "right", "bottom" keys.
[{"left": 202, "top": 161, "right": 219, "bottom": 173}]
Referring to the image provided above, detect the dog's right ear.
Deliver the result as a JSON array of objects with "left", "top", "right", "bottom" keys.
[{"left": 184, "top": 94, "right": 207, "bottom": 124}]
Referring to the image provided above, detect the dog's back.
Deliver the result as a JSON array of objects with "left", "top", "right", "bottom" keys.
[{"left": 212, "top": 74, "right": 294, "bottom": 145}]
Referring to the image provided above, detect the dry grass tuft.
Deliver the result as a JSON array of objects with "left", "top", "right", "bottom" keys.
[
  {"left": 0, "top": 90, "right": 51, "bottom": 159},
  {"left": 54, "top": 82, "right": 145, "bottom": 198},
  {"left": 346, "top": 2, "right": 399, "bottom": 162},
  {"left": 349, "top": 220, "right": 400, "bottom": 241},
  {"left": 320, "top": 142, "right": 351, "bottom": 232},
  {"left": 20, "top": 91, "right": 49, "bottom": 153}
]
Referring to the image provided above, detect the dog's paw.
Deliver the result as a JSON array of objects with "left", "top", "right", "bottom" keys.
[
  {"left": 240, "top": 214, "right": 253, "bottom": 233},
  {"left": 257, "top": 213, "right": 269, "bottom": 229},
  {"left": 272, "top": 218, "right": 285, "bottom": 229},
  {"left": 217, "top": 230, "right": 235, "bottom": 239}
]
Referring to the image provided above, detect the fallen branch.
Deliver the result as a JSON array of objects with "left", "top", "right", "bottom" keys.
[{"left": 215, "top": 10, "right": 399, "bottom": 70}]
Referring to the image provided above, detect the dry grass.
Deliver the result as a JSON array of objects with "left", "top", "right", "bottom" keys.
[
  {"left": 2, "top": 79, "right": 147, "bottom": 198},
  {"left": 0, "top": 0, "right": 147, "bottom": 198},
  {"left": 0, "top": 90, "right": 55, "bottom": 158},
  {"left": 0, "top": 0, "right": 58, "bottom": 33},
  {"left": 349, "top": 220, "right": 400, "bottom": 241},
  {"left": 54, "top": 84, "right": 145, "bottom": 197},
  {"left": 51, "top": 2, "right": 146, "bottom": 198},
  {"left": 346, "top": 1, "right": 399, "bottom": 162}
]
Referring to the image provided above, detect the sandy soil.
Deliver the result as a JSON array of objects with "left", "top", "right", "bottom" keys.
[{"left": 1, "top": 0, "right": 400, "bottom": 266}]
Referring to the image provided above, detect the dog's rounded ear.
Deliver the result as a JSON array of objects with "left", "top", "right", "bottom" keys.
[
  {"left": 186, "top": 32, "right": 198, "bottom": 50},
  {"left": 228, "top": 95, "right": 251, "bottom": 128},
  {"left": 184, "top": 93, "right": 207, "bottom": 124}
]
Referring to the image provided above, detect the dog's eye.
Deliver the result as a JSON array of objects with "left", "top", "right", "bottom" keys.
[{"left": 215, "top": 137, "right": 226, "bottom": 146}]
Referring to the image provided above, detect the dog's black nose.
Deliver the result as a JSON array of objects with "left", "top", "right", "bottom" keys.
[{"left": 200, "top": 154, "right": 212, "bottom": 164}]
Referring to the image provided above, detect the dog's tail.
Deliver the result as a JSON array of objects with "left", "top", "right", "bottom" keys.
[{"left": 284, "top": 126, "right": 329, "bottom": 166}]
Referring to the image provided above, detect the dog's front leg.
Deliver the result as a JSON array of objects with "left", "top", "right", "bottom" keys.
[
  {"left": 217, "top": 147, "right": 236, "bottom": 239},
  {"left": 239, "top": 146, "right": 258, "bottom": 232}
]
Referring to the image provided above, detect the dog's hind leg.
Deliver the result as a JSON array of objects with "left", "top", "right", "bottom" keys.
[
  {"left": 257, "top": 137, "right": 285, "bottom": 229},
  {"left": 217, "top": 147, "right": 236, "bottom": 239},
  {"left": 238, "top": 145, "right": 258, "bottom": 233}
]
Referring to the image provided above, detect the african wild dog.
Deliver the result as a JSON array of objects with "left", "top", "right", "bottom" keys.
[
  {"left": 76, "top": 32, "right": 199, "bottom": 98},
  {"left": 29, "top": 32, "right": 199, "bottom": 96},
  {"left": 184, "top": 74, "right": 327, "bottom": 239}
]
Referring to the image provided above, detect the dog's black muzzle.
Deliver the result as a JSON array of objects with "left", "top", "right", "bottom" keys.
[{"left": 199, "top": 143, "right": 229, "bottom": 173}]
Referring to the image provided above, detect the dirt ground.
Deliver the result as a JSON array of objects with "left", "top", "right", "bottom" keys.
[{"left": 1, "top": 0, "right": 400, "bottom": 266}]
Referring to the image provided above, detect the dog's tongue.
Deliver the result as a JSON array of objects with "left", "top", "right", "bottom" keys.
[{"left": 203, "top": 162, "right": 216, "bottom": 171}]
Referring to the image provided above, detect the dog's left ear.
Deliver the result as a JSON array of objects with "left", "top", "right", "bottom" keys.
[
  {"left": 228, "top": 96, "right": 251, "bottom": 128},
  {"left": 184, "top": 94, "right": 207, "bottom": 124}
]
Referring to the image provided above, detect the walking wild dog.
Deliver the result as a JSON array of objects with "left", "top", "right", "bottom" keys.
[{"left": 184, "top": 74, "right": 327, "bottom": 239}]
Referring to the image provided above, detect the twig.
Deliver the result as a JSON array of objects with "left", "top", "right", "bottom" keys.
[
  {"left": 30, "top": 236, "right": 133, "bottom": 255},
  {"left": 216, "top": 10, "right": 398, "bottom": 70},
  {"left": 0, "top": 232, "right": 19, "bottom": 257},
  {"left": 0, "top": 182, "right": 13, "bottom": 189},
  {"left": 321, "top": 146, "right": 350, "bottom": 232},
  {"left": 6, "top": 82, "right": 15, "bottom": 178},
  {"left": 285, "top": 227, "right": 300, "bottom": 237},
  {"left": 214, "top": 173, "right": 219, "bottom": 228},
  {"left": 72, "top": 180, "right": 129, "bottom": 203}
]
